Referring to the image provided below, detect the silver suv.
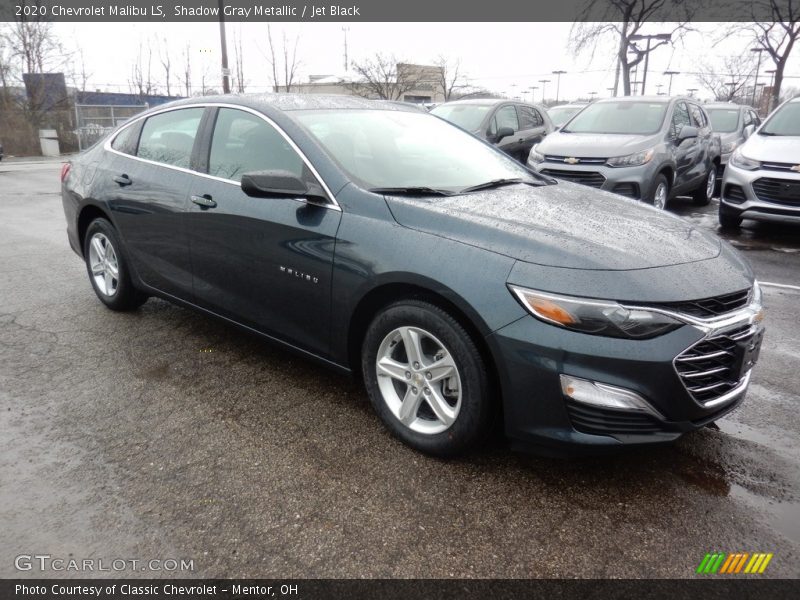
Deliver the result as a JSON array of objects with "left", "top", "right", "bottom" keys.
[
  {"left": 720, "top": 96, "right": 800, "bottom": 228},
  {"left": 705, "top": 102, "right": 762, "bottom": 186},
  {"left": 528, "top": 96, "right": 721, "bottom": 210}
]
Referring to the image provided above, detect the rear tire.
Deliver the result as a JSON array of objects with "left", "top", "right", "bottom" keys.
[
  {"left": 361, "top": 300, "right": 492, "bottom": 457},
  {"left": 692, "top": 167, "right": 716, "bottom": 206},
  {"left": 83, "top": 218, "right": 147, "bottom": 311},
  {"left": 718, "top": 204, "right": 743, "bottom": 229}
]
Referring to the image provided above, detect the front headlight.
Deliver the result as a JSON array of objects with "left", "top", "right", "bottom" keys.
[
  {"left": 721, "top": 140, "right": 739, "bottom": 154},
  {"left": 606, "top": 148, "right": 655, "bottom": 168},
  {"left": 729, "top": 148, "right": 761, "bottom": 171},
  {"left": 527, "top": 145, "right": 545, "bottom": 164},
  {"left": 509, "top": 286, "right": 683, "bottom": 339}
]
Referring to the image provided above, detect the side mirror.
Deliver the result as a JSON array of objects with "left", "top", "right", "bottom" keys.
[
  {"left": 240, "top": 170, "right": 328, "bottom": 203},
  {"left": 743, "top": 124, "right": 754, "bottom": 139},
  {"left": 677, "top": 125, "right": 698, "bottom": 142},
  {"left": 494, "top": 126, "right": 515, "bottom": 142}
]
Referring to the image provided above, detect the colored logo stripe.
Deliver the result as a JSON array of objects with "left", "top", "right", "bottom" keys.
[{"left": 697, "top": 552, "right": 773, "bottom": 574}]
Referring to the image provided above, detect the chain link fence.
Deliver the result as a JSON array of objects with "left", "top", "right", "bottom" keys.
[{"left": 75, "top": 104, "right": 148, "bottom": 151}]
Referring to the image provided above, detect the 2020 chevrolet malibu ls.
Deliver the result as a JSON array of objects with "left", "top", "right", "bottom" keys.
[{"left": 61, "top": 94, "right": 764, "bottom": 456}]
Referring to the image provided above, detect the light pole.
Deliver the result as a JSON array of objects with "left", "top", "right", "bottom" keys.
[
  {"left": 552, "top": 70, "right": 566, "bottom": 103},
  {"left": 588, "top": 91, "right": 598, "bottom": 100},
  {"left": 606, "top": 87, "right": 615, "bottom": 97},
  {"left": 629, "top": 33, "right": 671, "bottom": 95},
  {"left": 663, "top": 70, "right": 680, "bottom": 96},
  {"left": 539, "top": 79, "right": 550, "bottom": 103},
  {"left": 687, "top": 88, "right": 698, "bottom": 98},
  {"left": 751, "top": 47, "right": 764, "bottom": 108},
  {"left": 529, "top": 86, "right": 539, "bottom": 102}
]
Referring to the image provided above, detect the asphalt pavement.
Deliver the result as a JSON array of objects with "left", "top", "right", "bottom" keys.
[{"left": 1, "top": 158, "right": 798, "bottom": 578}]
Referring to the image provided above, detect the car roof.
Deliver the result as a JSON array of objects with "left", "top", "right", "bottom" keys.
[
  {"left": 151, "top": 93, "right": 422, "bottom": 113},
  {"left": 704, "top": 102, "right": 747, "bottom": 109},
  {"left": 593, "top": 95, "right": 681, "bottom": 104}
]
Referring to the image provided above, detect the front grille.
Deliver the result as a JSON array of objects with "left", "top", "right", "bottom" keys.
[
  {"left": 674, "top": 324, "right": 755, "bottom": 404},
  {"left": 540, "top": 169, "right": 606, "bottom": 188},
  {"left": 646, "top": 288, "right": 751, "bottom": 319},
  {"left": 544, "top": 154, "right": 607, "bottom": 165},
  {"left": 724, "top": 184, "right": 747, "bottom": 203},
  {"left": 761, "top": 161, "right": 800, "bottom": 172},
  {"left": 566, "top": 401, "right": 662, "bottom": 435},
  {"left": 612, "top": 182, "right": 640, "bottom": 199},
  {"left": 752, "top": 177, "right": 800, "bottom": 206}
]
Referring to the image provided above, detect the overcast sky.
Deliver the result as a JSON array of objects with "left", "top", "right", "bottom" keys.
[{"left": 55, "top": 21, "right": 800, "bottom": 101}]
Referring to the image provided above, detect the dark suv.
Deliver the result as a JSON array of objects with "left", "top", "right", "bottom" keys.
[
  {"left": 432, "top": 99, "right": 553, "bottom": 163},
  {"left": 528, "top": 96, "right": 721, "bottom": 210},
  {"left": 61, "top": 95, "right": 763, "bottom": 457}
]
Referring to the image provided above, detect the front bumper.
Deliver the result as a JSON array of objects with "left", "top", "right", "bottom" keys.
[
  {"left": 721, "top": 162, "right": 800, "bottom": 224},
  {"left": 529, "top": 160, "right": 659, "bottom": 200},
  {"left": 488, "top": 308, "right": 763, "bottom": 454}
]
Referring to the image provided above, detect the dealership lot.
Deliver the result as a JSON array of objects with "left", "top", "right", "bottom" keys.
[{"left": 1, "top": 158, "right": 799, "bottom": 578}]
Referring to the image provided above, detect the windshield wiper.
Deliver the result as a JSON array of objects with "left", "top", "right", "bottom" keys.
[
  {"left": 459, "top": 178, "right": 539, "bottom": 194},
  {"left": 369, "top": 186, "right": 454, "bottom": 196}
]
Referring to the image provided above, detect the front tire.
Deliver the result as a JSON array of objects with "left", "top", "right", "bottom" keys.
[
  {"left": 361, "top": 300, "right": 492, "bottom": 456},
  {"left": 692, "top": 166, "right": 716, "bottom": 206},
  {"left": 83, "top": 218, "right": 147, "bottom": 311},
  {"left": 647, "top": 174, "right": 670, "bottom": 210},
  {"left": 718, "top": 204, "right": 743, "bottom": 229}
]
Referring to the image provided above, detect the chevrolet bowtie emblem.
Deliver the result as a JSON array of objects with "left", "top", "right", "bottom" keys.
[
  {"left": 564, "top": 157, "right": 580, "bottom": 165},
  {"left": 791, "top": 164, "right": 800, "bottom": 172}
]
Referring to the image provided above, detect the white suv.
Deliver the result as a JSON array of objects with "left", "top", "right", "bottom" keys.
[{"left": 720, "top": 97, "right": 800, "bottom": 228}]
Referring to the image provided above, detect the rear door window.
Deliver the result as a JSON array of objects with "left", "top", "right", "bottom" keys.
[
  {"left": 137, "top": 108, "right": 204, "bottom": 169},
  {"left": 518, "top": 106, "right": 544, "bottom": 129},
  {"left": 494, "top": 105, "right": 520, "bottom": 132}
]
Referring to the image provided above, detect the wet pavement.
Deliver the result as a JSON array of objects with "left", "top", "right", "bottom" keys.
[{"left": 1, "top": 159, "right": 799, "bottom": 578}]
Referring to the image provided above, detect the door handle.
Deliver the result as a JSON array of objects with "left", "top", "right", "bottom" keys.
[
  {"left": 191, "top": 194, "right": 217, "bottom": 209},
  {"left": 112, "top": 174, "right": 132, "bottom": 186}
]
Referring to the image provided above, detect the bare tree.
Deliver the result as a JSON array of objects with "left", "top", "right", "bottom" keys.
[
  {"left": 434, "top": 56, "right": 463, "bottom": 101},
  {"left": 263, "top": 24, "right": 300, "bottom": 92},
  {"left": 347, "top": 54, "right": 427, "bottom": 100},
  {"left": 4, "top": 19, "right": 68, "bottom": 74},
  {"left": 696, "top": 54, "right": 756, "bottom": 102},
  {"left": 571, "top": 0, "right": 692, "bottom": 96},
  {"left": 129, "top": 41, "right": 155, "bottom": 98},
  {"left": 177, "top": 43, "right": 192, "bottom": 97},
  {"left": 73, "top": 46, "right": 92, "bottom": 93},
  {"left": 737, "top": 0, "right": 800, "bottom": 111},
  {"left": 0, "top": 26, "right": 16, "bottom": 108},
  {"left": 233, "top": 27, "right": 246, "bottom": 93},
  {"left": 158, "top": 37, "right": 173, "bottom": 97}
]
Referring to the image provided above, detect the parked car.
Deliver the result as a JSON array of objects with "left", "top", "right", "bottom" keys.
[
  {"left": 547, "top": 102, "right": 588, "bottom": 128},
  {"left": 528, "top": 96, "right": 721, "bottom": 209},
  {"left": 431, "top": 98, "right": 553, "bottom": 163},
  {"left": 705, "top": 102, "right": 761, "bottom": 186},
  {"left": 62, "top": 94, "right": 764, "bottom": 457},
  {"left": 719, "top": 96, "right": 800, "bottom": 228}
]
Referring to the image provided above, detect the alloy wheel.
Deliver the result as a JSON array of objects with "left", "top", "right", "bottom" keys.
[
  {"left": 375, "top": 326, "right": 462, "bottom": 435},
  {"left": 654, "top": 182, "right": 668, "bottom": 210},
  {"left": 706, "top": 169, "right": 716, "bottom": 199},
  {"left": 88, "top": 232, "right": 119, "bottom": 297}
]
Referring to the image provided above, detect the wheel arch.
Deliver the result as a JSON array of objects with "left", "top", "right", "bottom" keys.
[{"left": 77, "top": 203, "right": 113, "bottom": 258}]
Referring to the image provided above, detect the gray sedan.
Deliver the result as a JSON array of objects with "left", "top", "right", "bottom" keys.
[{"left": 528, "top": 96, "right": 721, "bottom": 210}]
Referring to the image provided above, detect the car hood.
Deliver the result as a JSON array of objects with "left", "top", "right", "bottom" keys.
[
  {"left": 740, "top": 133, "right": 800, "bottom": 163},
  {"left": 385, "top": 182, "right": 720, "bottom": 271},
  {"left": 537, "top": 131, "right": 656, "bottom": 158}
]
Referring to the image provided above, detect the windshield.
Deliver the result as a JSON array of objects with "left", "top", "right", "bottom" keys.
[
  {"left": 294, "top": 109, "right": 537, "bottom": 192},
  {"left": 707, "top": 108, "right": 740, "bottom": 133},
  {"left": 760, "top": 101, "right": 800, "bottom": 136},
  {"left": 548, "top": 106, "right": 582, "bottom": 127},
  {"left": 563, "top": 101, "right": 668, "bottom": 135},
  {"left": 430, "top": 104, "right": 491, "bottom": 132}
]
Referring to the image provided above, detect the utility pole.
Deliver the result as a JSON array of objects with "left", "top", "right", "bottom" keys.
[
  {"left": 218, "top": 0, "right": 230, "bottom": 93},
  {"left": 629, "top": 33, "right": 671, "bottom": 95},
  {"left": 663, "top": 70, "right": 680, "bottom": 96},
  {"left": 765, "top": 69, "right": 776, "bottom": 111},
  {"left": 751, "top": 47, "right": 764, "bottom": 108},
  {"left": 342, "top": 27, "right": 350, "bottom": 71},
  {"left": 552, "top": 70, "right": 566, "bottom": 103},
  {"left": 538, "top": 79, "right": 550, "bottom": 103}
]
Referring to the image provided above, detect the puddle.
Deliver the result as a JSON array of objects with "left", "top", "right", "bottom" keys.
[{"left": 730, "top": 483, "right": 800, "bottom": 546}]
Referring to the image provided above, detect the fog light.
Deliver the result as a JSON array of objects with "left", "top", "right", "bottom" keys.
[{"left": 560, "top": 374, "right": 663, "bottom": 419}]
